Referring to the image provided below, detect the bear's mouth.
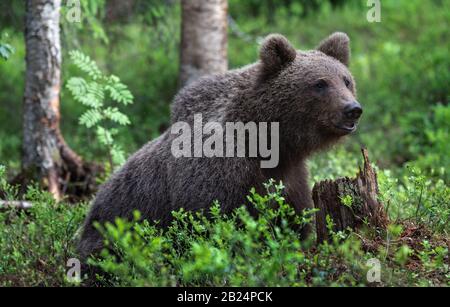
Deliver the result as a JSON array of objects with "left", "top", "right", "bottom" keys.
[{"left": 335, "top": 122, "right": 357, "bottom": 133}]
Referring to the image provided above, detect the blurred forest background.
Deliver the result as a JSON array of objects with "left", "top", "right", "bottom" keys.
[
  {"left": 0, "top": 0, "right": 448, "bottom": 286},
  {"left": 0, "top": 0, "right": 448, "bottom": 180}
]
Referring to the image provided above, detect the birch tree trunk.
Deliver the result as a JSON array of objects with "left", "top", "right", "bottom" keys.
[
  {"left": 179, "top": 0, "right": 228, "bottom": 87},
  {"left": 23, "top": 0, "right": 93, "bottom": 200}
]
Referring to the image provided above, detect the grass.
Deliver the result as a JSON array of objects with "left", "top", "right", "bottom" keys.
[{"left": 0, "top": 164, "right": 448, "bottom": 287}]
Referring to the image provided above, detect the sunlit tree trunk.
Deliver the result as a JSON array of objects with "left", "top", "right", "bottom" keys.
[
  {"left": 23, "top": 0, "right": 88, "bottom": 200},
  {"left": 179, "top": 0, "right": 228, "bottom": 87}
]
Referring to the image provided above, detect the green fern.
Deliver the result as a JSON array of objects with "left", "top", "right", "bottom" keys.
[
  {"left": 79, "top": 109, "right": 103, "bottom": 128},
  {"left": 68, "top": 50, "right": 102, "bottom": 80},
  {"left": 67, "top": 50, "right": 134, "bottom": 170}
]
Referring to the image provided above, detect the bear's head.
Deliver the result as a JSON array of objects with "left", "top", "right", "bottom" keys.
[{"left": 256, "top": 32, "right": 362, "bottom": 156}]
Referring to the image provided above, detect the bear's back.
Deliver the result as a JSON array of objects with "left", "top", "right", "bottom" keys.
[{"left": 171, "top": 64, "right": 259, "bottom": 124}]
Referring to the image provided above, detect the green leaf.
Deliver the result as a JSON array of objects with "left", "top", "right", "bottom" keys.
[
  {"left": 79, "top": 109, "right": 103, "bottom": 128},
  {"left": 69, "top": 50, "right": 102, "bottom": 80},
  {"left": 0, "top": 43, "right": 14, "bottom": 60},
  {"left": 96, "top": 126, "right": 114, "bottom": 146},
  {"left": 104, "top": 107, "right": 130, "bottom": 126},
  {"left": 106, "top": 77, "right": 133, "bottom": 105},
  {"left": 66, "top": 77, "right": 88, "bottom": 98}
]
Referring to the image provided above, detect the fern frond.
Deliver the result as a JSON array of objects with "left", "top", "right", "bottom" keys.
[
  {"left": 111, "top": 144, "right": 126, "bottom": 166},
  {"left": 106, "top": 75, "right": 134, "bottom": 105},
  {"left": 104, "top": 107, "right": 130, "bottom": 126},
  {"left": 69, "top": 50, "right": 102, "bottom": 80},
  {"left": 68, "top": 50, "right": 134, "bottom": 170},
  {"left": 79, "top": 109, "right": 103, "bottom": 128},
  {"left": 96, "top": 126, "right": 114, "bottom": 146},
  {"left": 66, "top": 77, "right": 88, "bottom": 98}
]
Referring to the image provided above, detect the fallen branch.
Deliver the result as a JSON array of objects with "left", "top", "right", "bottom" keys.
[
  {"left": 313, "top": 148, "right": 388, "bottom": 243},
  {"left": 0, "top": 200, "right": 33, "bottom": 210}
]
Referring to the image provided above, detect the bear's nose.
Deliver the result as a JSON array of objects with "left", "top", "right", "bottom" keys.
[{"left": 343, "top": 101, "right": 363, "bottom": 120}]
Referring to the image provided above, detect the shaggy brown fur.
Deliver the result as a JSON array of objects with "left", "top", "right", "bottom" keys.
[{"left": 78, "top": 32, "right": 362, "bottom": 259}]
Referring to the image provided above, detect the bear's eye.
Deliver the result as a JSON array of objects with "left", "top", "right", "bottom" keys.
[
  {"left": 314, "top": 79, "right": 329, "bottom": 92},
  {"left": 344, "top": 77, "right": 352, "bottom": 89}
]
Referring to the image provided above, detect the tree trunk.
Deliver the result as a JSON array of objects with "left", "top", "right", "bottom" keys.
[
  {"left": 313, "top": 148, "right": 388, "bottom": 243},
  {"left": 179, "top": 0, "right": 228, "bottom": 87},
  {"left": 23, "top": 0, "right": 96, "bottom": 201},
  {"left": 105, "top": 0, "right": 135, "bottom": 23}
]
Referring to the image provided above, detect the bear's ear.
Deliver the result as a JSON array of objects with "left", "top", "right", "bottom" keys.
[
  {"left": 317, "top": 32, "right": 350, "bottom": 66},
  {"left": 259, "top": 34, "right": 297, "bottom": 76}
]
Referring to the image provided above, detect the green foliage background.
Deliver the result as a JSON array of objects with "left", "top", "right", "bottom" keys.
[{"left": 0, "top": 0, "right": 448, "bottom": 179}]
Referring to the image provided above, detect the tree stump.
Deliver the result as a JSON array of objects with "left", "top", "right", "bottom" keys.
[{"left": 312, "top": 148, "right": 388, "bottom": 243}]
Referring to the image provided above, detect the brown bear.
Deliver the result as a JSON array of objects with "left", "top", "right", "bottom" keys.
[{"left": 78, "top": 32, "right": 362, "bottom": 259}]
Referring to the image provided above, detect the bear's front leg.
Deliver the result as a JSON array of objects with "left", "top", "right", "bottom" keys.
[{"left": 282, "top": 160, "right": 314, "bottom": 240}]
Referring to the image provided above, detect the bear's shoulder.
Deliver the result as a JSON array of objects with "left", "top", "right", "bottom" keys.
[{"left": 171, "top": 64, "right": 259, "bottom": 123}]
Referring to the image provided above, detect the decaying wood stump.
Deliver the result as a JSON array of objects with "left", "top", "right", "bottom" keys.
[{"left": 313, "top": 148, "right": 388, "bottom": 242}]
